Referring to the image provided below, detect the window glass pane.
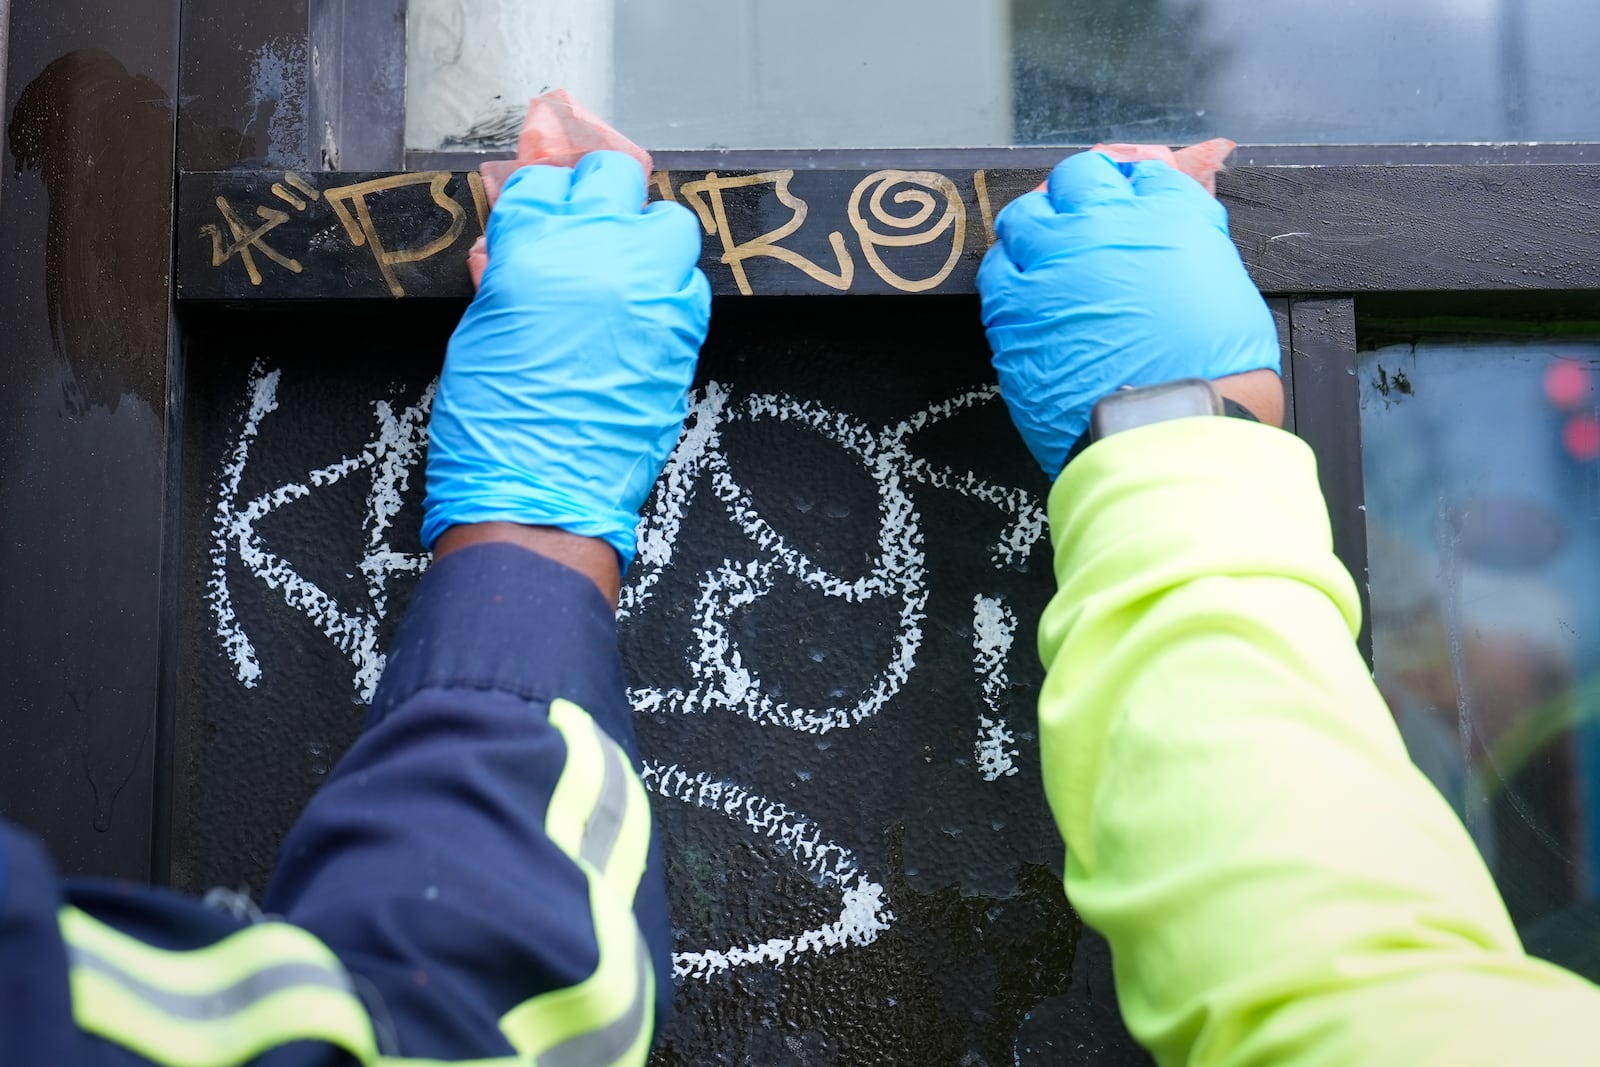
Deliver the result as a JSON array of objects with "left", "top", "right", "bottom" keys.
[
  {"left": 406, "top": 0, "right": 1600, "bottom": 151},
  {"left": 1362, "top": 340, "right": 1600, "bottom": 979}
]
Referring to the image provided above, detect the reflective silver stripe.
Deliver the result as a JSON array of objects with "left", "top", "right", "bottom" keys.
[
  {"left": 579, "top": 732, "right": 630, "bottom": 873},
  {"left": 537, "top": 934, "right": 651, "bottom": 1067},
  {"left": 67, "top": 941, "right": 353, "bottom": 1021}
]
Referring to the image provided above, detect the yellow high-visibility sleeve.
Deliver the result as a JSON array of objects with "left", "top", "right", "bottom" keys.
[{"left": 1038, "top": 417, "right": 1600, "bottom": 1066}]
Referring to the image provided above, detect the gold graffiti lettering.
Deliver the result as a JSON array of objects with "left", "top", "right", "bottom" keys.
[
  {"left": 201, "top": 197, "right": 303, "bottom": 286},
  {"left": 679, "top": 170, "right": 854, "bottom": 296},
  {"left": 271, "top": 182, "right": 307, "bottom": 211},
  {"left": 325, "top": 172, "right": 468, "bottom": 298},
  {"left": 466, "top": 171, "right": 490, "bottom": 234},
  {"left": 284, "top": 172, "right": 321, "bottom": 202},
  {"left": 973, "top": 170, "right": 998, "bottom": 248},
  {"left": 846, "top": 170, "right": 965, "bottom": 294},
  {"left": 649, "top": 170, "right": 676, "bottom": 203}
]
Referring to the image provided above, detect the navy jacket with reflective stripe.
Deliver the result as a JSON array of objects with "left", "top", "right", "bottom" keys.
[{"left": 0, "top": 544, "right": 673, "bottom": 1065}]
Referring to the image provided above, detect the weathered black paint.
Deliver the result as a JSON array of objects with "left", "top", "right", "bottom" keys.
[
  {"left": 175, "top": 0, "right": 310, "bottom": 170},
  {"left": 11, "top": 50, "right": 172, "bottom": 409},
  {"left": 1271, "top": 298, "right": 1295, "bottom": 435},
  {"left": 306, "top": 0, "right": 406, "bottom": 171},
  {"left": 176, "top": 297, "right": 1160, "bottom": 1063},
  {"left": 1290, "top": 297, "right": 1372, "bottom": 663},
  {"left": 0, "top": 0, "right": 180, "bottom": 878},
  {"left": 177, "top": 0, "right": 409, "bottom": 173},
  {"left": 178, "top": 163, "right": 1600, "bottom": 301},
  {"left": 180, "top": 170, "right": 485, "bottom": 300}
]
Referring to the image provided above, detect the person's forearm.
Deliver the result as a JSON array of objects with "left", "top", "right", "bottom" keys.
[
  {"left": 1038, "top": 418, "right": 1600, "bottom": 1066},
  {"left": 1211, "top": 367, "right": 1283, "bottom": 429},
  {"left": 263, "top": 542, "right": 672, "bottom": 1058},
  {"left": 434, "top": 522, "right": 621, "bottom": 606}
]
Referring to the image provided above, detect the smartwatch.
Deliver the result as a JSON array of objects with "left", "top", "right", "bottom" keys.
[{"left": 1063, "top": 379, "right": 1258, "bottom": 469}]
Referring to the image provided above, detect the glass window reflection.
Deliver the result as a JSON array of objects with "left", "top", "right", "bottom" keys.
[
  {"left": 406, "top": 0, "right": 1600, "bottom": 151},
  {"left": 1362, "top": 340, "right": 1600, "bottom": 980}
]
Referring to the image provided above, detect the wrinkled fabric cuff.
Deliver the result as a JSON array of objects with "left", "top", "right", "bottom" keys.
[
  {"left": 1042, "top": 418, "right": 1361, "bottom": 663},
  {"left": 369, "top": 542, "right": 632, "bottom": 750}
]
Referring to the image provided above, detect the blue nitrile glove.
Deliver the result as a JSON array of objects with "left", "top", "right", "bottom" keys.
[
  {"left": 423, "top": 150, "right": 711, "bottom": 566},
  {"left": 977, "top": 150, "right": 1279, "bottom": 475}
]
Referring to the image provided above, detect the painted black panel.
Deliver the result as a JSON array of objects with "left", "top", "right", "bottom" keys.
[
  {"left": 175, "top": 297, "right": 1153, "bottom": 1063},
  {"left": 179, "top": 163, "right": 1600, "bottom": 301},
  {"left": 1291, "top": 297, "right": 1371, "bottom": 663},
  {"left": 0, "top": 0, "right": 180, "bottom": 878},
  {"left": 175, "top": 0, "right": 309, "bottom": 170}
]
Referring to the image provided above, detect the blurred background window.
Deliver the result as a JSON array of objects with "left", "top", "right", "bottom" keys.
[
  {"left": 1363, "top": 340, "right": 1600, "bottom": 981},
  {"left": 407, "top": 0, "right": 1600, "bottom": 152}
]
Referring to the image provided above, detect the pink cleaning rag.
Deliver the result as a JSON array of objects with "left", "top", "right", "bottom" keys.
[
  {"left": 468, "top": 89, "right": 654, "bottom": 289},
  {"left": 1035, "top": 138, "right": 1236, "bottom": 197}
]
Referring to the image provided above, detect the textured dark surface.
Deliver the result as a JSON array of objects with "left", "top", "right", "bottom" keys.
[
  {"left": 306, "top": 0, "right": 406, "bottom": 170},
  {"left": 175, "top": 0, "right": 309, "bottom": 170},
  {"left": 1272, "top": 298, "right": 1295, "bottom": 435},
  {"left": 175, "top": 297, "right": 1155, "bottom": 1064},
  {"left": 179, "top": 164, "right": 1600, "bottom": 301},
  {"left": 180, "top": 170, "right": 487, "bottom": 300},
  {"left": 1290, "top": 297, "right": 1372, "bottom": 663},
  {"left": 0, "top": 0, "right": 180, "bottom": 879}
]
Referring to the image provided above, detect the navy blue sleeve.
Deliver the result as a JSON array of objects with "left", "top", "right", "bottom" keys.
[
  {"left": 0, "top": 824, "right": 90, "bottom": 1065},
  {"left": 262, "top": 542, "right": 673, "bottom": 1062}
]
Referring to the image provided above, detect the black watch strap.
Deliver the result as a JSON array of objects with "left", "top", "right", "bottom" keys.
[
  {"left": 1223, "top": 398, "right": 1259, "bottom": 423},
  {"left": 1060, "top": 389, "right": 1259, "bottom": 471}
]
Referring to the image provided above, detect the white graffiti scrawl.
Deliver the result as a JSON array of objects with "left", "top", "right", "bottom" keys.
[
  {"left": 621, "top": 383, "right": 1047, "bottom": 737},
  {"left": 645, "top": 761, "right": 894, "bottom": 981},
  {"left": 209, "top": 366, "right": 1049, "bottom": 979},
  {"left": 208, "top": 361, "right": 433, "bottom": 702},
  {"left": 973, "top": 594, "right": 1021, "bottom": 781}
]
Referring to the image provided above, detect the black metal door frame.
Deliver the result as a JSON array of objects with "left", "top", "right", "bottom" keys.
[{"left": 0, "top": 0, "right": 182, "bottom": 880}]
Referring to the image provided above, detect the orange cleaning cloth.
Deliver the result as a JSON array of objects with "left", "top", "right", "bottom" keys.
[
  {"left": 468, "top": 89, "right": 654, "bottom": 288},
  {"left": 1035, "top": 138, "right": 1236, "bottom": 197}
]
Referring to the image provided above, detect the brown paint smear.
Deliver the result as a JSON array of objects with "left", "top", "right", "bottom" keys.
[{"left": 10, "top": 48, "right": 173, "bottom": 412}]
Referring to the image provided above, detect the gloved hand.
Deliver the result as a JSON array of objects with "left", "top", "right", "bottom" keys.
[
  {"left": 977, "top": 150, "right": 1279, "bottom": 475},
  {"left": 423, "top": 150, "right": 711, "bottom": 567}
]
